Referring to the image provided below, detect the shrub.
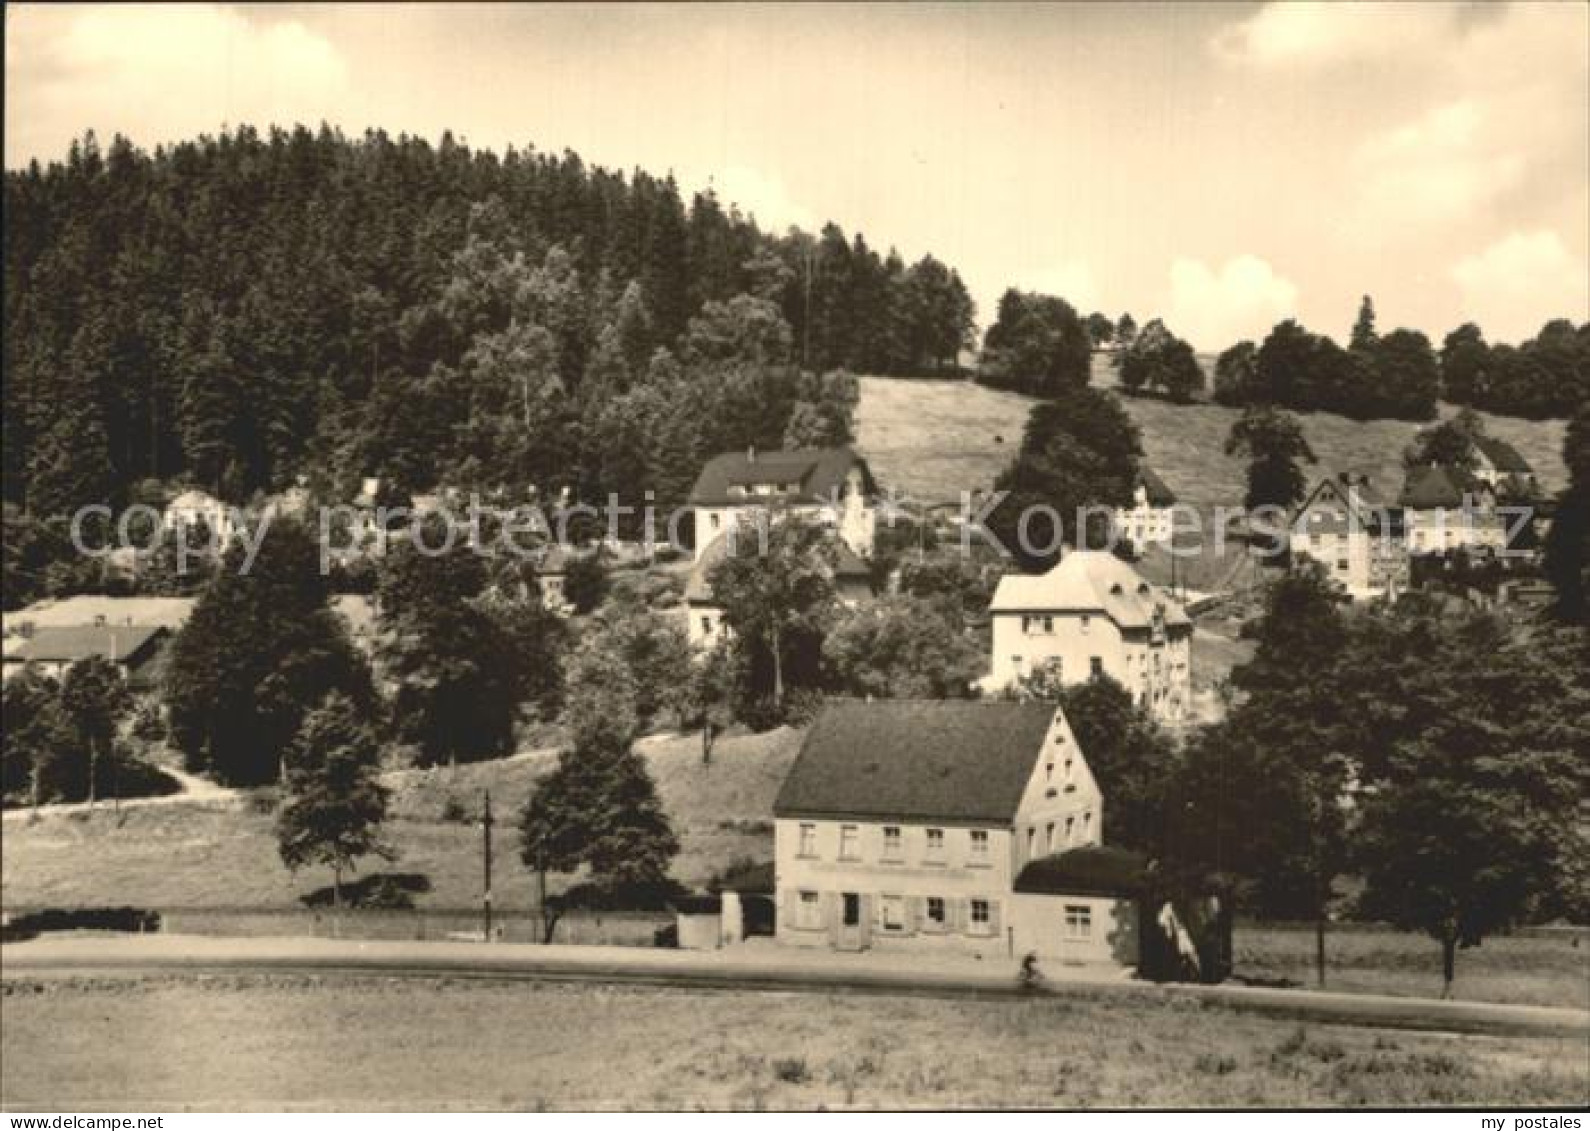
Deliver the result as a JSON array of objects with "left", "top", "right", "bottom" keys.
[{"left": 773, "top": 1058, "right": 810, "bottom": 1085}]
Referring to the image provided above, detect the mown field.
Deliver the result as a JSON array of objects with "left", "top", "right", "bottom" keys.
[
  {"left": 3, "top": 973, "right": 1584, "bottom": 1110},
  {"left": 0, "top": 728, "right": 800, "bottom": 912},
  {"left": 855, "top": 372, "right": 1570, "bottom": 509}
]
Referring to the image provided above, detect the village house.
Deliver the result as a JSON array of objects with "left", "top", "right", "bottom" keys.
[
  {"left": 986, "top": 551, "right": 1192, "bottom": 723},
  {"left": 1399, "top": 465, "right": 1510, "bottom": 557},
  {"left": 687, "top": 446, "right": 878, "bottom": 561},
  {"left": 1466, "top": 435, "right": 1537, "bottom": 495},
  {"left": 1290, "top": 473, "right": 1409, "bottom": 600},
  {"left": 2, "top": 624, "right": 170, "bottom": 688},
  {"left": 773, "top": 700, "right": 1147, "bottom": 965},
  {"left": 683, "top": 446, "right": 880, "bottom": 649},
  {"left": 1113, "top": 466, "right": 1177, "bottom": 556}
]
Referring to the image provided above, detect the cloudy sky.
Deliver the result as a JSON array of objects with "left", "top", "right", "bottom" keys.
[{"left": 7, "top": 2, "right": 1587, "bottom": 348}]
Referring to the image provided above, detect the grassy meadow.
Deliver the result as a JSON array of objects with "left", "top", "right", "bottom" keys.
[
  {"left": 0, "top": 728, "right": 800, "bottom": 913},
  {"left": 854, "top": 371, "right": 1570, "bottom": 508},
  {"left": 3, "top": 973, "right": 1584, "bottom": 1110}
]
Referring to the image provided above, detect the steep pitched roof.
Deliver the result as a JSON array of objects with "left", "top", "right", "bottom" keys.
[
  {"left": 1014, "top": 846, "right": 1151, "bottom": 897},
  {"left": 988, "top": 551, "right": 1191, "bottom": 629},
  {"left": 687, "top": 447, "right": 875, "bottom": 507},
  {"left": 1399, "top": 465, "right": 1491, "bottom": 510},
  {"left": 774, "top": 700, "right": 1059, "bottom": 824},
  {"left": 1137, "top": 466, "right": 1176, "bottom": 507},
  {"left": 1293, "top": 474, "right": 1400, "bottom": 533},
  {"left": 685, "top": 530, "right": 872, "bottom": 605},
  {"left": 1471, "top": 435, "right": 1532, "bottom": 475},
  {"left": 11, "top": 625, "right": 167, "bottom": 665}
]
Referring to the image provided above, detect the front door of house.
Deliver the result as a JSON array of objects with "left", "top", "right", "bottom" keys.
[{"left": 837, "top": 891, "right": 866, "bottom": 951}]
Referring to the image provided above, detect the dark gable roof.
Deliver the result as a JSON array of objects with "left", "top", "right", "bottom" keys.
[
  {"left": 12, "top": 625, "right": 167, "bottom": 665},
  {"left": 687, "top": 447, "right": 875, "bottom": 507},
  {"left": 774, "top": 700, "right": 1058, "bottom": 824},
  {"left": 1138, "top": 466, "right": 1176, "bottom": 507},
  {"left": 1471, "top": 435, "right": 1532, "bottom": 475},
  {"left": 1399, "top": 465, "right": 1490, "bottom": 509},
  {"left": 1014, "top": 846, "right": 1151, "bottom": 897}
]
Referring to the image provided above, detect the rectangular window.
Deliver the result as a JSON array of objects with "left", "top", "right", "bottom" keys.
[
  {"left": 970, "top": 899, "right": 991, "bottom": 931},
  {"left": 1042, "top": 615, "right": 1054, "bottom": 633},
  {"left": 881, "top": 894, "right": 906, "bottom": 932},
  {"left": 1026, "top": 827, "right": 1036, "bottom": 858},
  {"left": 1083, "top": 811, "right": 1093, "bottom": 840},
  {"left": 839, "top": 824, "right": 859, "bottom": 861},
  {"left": 1046, "top": 822, "right": 1056, "bottom": 852},
  {"left": 1064, "top": 904, "right": 1092, "bottom": 939},
  {"left": 969, "top": 829, "right": 989, "bottom": 862},
  {"left": 882, "top": 826, "right": 902, "bottom": 862},
  {"left": 1065, "top": 815, "right": 1076, "bottom": 844},
  {"left": 925, "top": 827, "right": 945, "bottom": 862},
  {"left": 797, "top": 891, "right": 822, "bottom": 930},
  {"left": 1081, "top": 614, "right": 1091, "bottom": 633},
  {"left": 926, "top": 896, "right": 946, "bottom": 927},
  {"left": 1090, "top": 656, "right": 1104, "bottom": 678},
  {"left": 798, "top": 823, "right": 817, "bottom": 858}
]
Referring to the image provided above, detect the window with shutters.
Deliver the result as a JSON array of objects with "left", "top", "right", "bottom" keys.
[
  {"left": 969, "top": 829, "right": 990, "bottom": 865},
  {"left": 882, "top": 826, "right": 902, "bottom": 862},
  {"left": 970, "top": 899, "right": 991, "bottom": 933},
  {"left": 796, "top": 891, "right": 822, "bottom": 930},
  {"left": 881, "top": 894, "right": 906, "bottom": 933},
  {"left": 839, "top": 824, "right": 859, "bottom": 861},
  {"left": 797, "top": 823, "right": 817, "bottom": 858}
]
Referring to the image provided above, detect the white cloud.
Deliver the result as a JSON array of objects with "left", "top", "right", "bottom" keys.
[
  {"left": 1164, "top": 255, "right": 1299, "bottom": 351},
  {"left": 1212, "top": 2, "right": 1458, "bottom": 67},
  {"left": 1451, "top": 231, "right": 1589, "bottom": 342},
  {"left": 6, "top": 5, "right": 349, "bottom": 165},
  {"left": 1351, "top": 99, "right": 1525, "bottom": 229}
]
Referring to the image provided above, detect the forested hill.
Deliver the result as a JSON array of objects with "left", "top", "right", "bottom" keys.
[{"left": 3, "top": 127, "right": 977, "bottom": 517}]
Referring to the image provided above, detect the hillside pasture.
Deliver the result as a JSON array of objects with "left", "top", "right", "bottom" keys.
[{"left": 855, "top": 375, "right": 1569, "bottom": 513}]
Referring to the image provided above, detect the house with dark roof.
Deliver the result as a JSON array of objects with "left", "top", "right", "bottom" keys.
[
  {"left": 1468, "top": 435, "right": 1536, "bottom": 494},
  {"left": 687, "top": 446, "right": 878, "bottom": 562},
  {"left": 1290, "top": 473, "right": 1408, "bottom": 600},
  {"left": 683, "top": 446, "right": 879, "bottom": 648},
  {"left": 773, "top": 700, "right": 1146, "bottom": 965},
  {"left": 987, "top": 551, "right": 1192, "bottom": 722},
  {"left": 2, "top": 625, "right": 170, "bottom": 688},
  {"left": 1398, "top": 465, "right": 1509, "bottom": 557},
  {"left": 1113, "top": 466, "right": 1178, "bottom": 555}
]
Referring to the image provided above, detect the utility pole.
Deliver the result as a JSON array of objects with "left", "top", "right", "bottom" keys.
[{"left": 482, "top": 790, "right": 494, "bottom": 942}]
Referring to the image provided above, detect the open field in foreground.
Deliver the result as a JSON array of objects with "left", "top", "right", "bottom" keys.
[{"left": 2, "top": 973, "right": 1584, "bottom": 1110}]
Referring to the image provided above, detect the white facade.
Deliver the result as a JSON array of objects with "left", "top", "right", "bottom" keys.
[
  {"left": 987, "top": 552, "right": 1192, "bottom": 723},
  {"left": 1113, "top": 484, "right": 1175, "bottom": 556},
  {"left": 774, "top": 708, "right": 1114, "bottom": 961}
]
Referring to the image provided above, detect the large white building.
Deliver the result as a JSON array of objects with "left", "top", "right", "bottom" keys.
[
  {"left": 987, "top": 551, "right": 1192, "bottom": 722},
  {"left": 773, "top": 700, "right": 1145, "bottom": 966},
  {"left": 1398, "top": 466, "right": 1510, "bottom": 557}
]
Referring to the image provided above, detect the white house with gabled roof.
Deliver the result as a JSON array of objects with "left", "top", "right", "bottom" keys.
[{"left": 987, "top": 551, "right": 1192, "bottom": 722}]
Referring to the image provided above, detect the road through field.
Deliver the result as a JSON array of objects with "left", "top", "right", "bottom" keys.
[{"left": 5, "top": 934, "right": 1586, "bottom": 1040}]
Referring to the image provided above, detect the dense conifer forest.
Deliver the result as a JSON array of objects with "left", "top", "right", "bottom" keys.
[{"left": 3, "top": 126, "right": 977, "bottom": 517}]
